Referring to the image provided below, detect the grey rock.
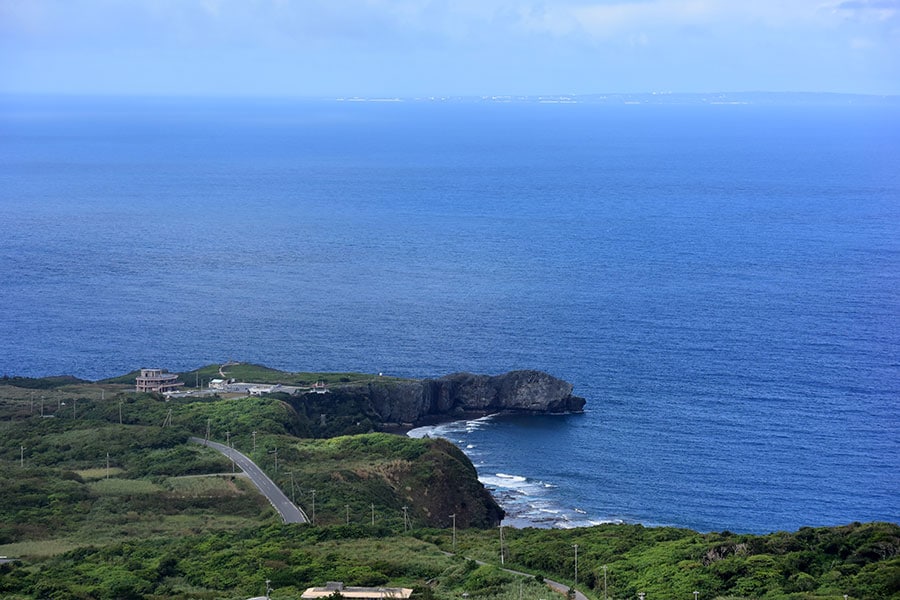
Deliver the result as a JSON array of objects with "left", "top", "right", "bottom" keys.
[{"left": 358, "top": 370, "right": 585, "bottom": 425}]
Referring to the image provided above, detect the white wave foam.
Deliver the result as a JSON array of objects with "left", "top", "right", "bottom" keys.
[
  {"left": 468, "top": 414, "right": 496, "bottom": 425},
  {"left": 407, "top": 417, "right": 479, "bottom": 440},
  {"left": 406, "top": 422, "right": 464, "bottom": 439},
  {"left": 411, "top": 415, "right": 617, "bottom": 530}
]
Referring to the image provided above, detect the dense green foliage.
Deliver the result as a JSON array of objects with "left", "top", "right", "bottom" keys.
[
  {"left": 282, "top": 389, "right": 384, "bottom": 438},
  {"left": 447, "top": 522, "right": 900, "bottom": 599},
  {"left": 1, "top": 376, "right": 897, "bottom": 600},
  {"left": 267, "top": 433, "right": 502, "bottom": 529},
  {"left": 0, "top": 523, "right": 553, "bottom": 600},
  {"left": 0, "top": 374, "right": 88, "bottom": 389}
]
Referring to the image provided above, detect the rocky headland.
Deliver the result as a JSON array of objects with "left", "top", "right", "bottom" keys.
[{"left": 316, "top": 370, "right": 586, "bottom": 428}]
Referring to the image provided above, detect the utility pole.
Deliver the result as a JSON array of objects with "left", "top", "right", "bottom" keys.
[
  {"left": 573, "top": 543, "right": 578, "bottom": 587},
  {"left": 225, "top": 430, "right": 230, "bottom": 446},
  {"left": 499, "top": 521, "right": 505, "bottom": 565},
  {"left": 252, "top": 431, "right": 257, "bottom": 452},
  {"left": 450, "top": 513, "right": 457, "bottom": 549},
  {"left": 273, "top": 446, "right": 278, "bottom": 474},
  {"left": 40, "top": 396, "right": 44, "bottom": 417},
  {"left": 118, "top": 400, "right": 123, "bottom": 425},
  {"left": 205, "top": 418, "right": 210, "bottom": 442},
  {"left": 402, "top": 506, "right": 409, "bottom": 532},
  {"left": 20, "top": 445, "right": 25, "bottom": 467},
  {"left": 371, "top": 503, "right": 375, "bottom": 526},
  {"left": 289, "top": 471, "right": 296, "bottom": 504},
  {"left": 311, "top": 490, "right": 316, "bottom": 525},
  {"left": 694, "top": 592, "right": 699, "bottom": 600}
]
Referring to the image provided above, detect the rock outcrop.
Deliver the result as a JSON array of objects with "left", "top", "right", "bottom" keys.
[{"left": 362, "top": 370, "right": 586, "bottom": 425}]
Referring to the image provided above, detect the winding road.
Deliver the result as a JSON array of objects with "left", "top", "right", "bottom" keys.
[
  {"left": 192, "top": 437, "right": 585, "bottom": 597},
  {"left": 189, "top": 437, "right": 308, "bottom": 524},
  {"left": 446, "top": 553, "right": 589, "bottom": 600}
]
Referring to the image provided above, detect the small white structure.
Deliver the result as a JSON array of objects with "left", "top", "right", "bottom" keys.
[
  {"left": 248, "top": 384, "right": 283, "bottom": 396},
  {"left": 209, "top": 378, "right": 227, "bottom": 391},
  {"left": 301, "top": 582, "right": 413, "bottom": 600}
]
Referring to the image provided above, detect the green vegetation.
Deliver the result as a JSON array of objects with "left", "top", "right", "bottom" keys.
[
  {"left": 266, "top": 433, "right": 502, "bottom": 529},
  {"left": 0, "top": 419, "right": 269, "bottom": 552},
  {"left": 0, "top": 374, "right": 88, "bottom": 389},
  {"left": 177, "top": 363, "right": 413, "bottom": 388},
  {"left": 0, "top": 372, "right": 897, "bottom": 600},
  {"left": 446, "top": 523, "right": 900, "bottom": 599}
]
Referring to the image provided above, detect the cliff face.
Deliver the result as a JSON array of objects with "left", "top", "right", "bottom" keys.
[
  {"left": 395, "top": 437, "right": 505, "bottom": 528},
  {"left": 363, "top": 370, "right": 586, "bottom": 425}
]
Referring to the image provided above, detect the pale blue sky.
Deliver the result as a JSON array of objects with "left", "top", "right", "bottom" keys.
[{"left": 1, "top": 0, "right": 898, "bottom": 96}]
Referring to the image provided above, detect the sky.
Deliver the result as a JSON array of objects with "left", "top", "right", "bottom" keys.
[{"left": 1, "top": 0, "right": 898, "bottom": 97}]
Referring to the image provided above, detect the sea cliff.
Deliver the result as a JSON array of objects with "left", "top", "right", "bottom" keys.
[{"left": 324, "top": 370, "right": 586, "bottom": 426}]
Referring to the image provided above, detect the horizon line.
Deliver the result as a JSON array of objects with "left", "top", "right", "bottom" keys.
[{"left": 1, "top": 90, "right": 899, "bottom": 101}]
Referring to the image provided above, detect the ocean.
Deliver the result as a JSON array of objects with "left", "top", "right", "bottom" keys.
[{"left": 1, "top": 95, "right": 898, "bottom": 533}]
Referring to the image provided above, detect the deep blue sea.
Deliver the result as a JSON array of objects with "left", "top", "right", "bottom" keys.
[{"left": 1, "top": 95, "right": 898, "bottom": 534}]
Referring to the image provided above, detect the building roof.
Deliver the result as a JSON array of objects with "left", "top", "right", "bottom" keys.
[{"left": 301, "top": 586, "right": 413, "bottom": 599}]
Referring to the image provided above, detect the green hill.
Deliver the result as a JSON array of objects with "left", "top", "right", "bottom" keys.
[{"left": 0, "top": 376, "right": 897, "bottom": 600}]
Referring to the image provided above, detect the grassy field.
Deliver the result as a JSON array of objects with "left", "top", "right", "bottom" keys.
[
  {"left": 0, "top": 539, "right": 82, "bottom": 558},
  {"left": 93, "top": 362, "right": 414, "bottom": 388},
  {"left": 88, "top": 478, "right": 164, "bottom": 495},
  {"left": 75, "top": 467, "right": 125, "bottom": 480},
  {"left": 0, "top": 472, "right": 269, "bottom": 559},
  {"left": 0, "top": 382, "right": 132, "bottom": 404},
  {"left": 165, "top": 474, "right": 250, "bottom": 496}
]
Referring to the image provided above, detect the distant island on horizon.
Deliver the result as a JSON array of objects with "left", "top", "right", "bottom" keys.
[
  {"left": 334, "top": 91, "right": 900, "bottom": 106},
  {"left": 2, "top": 90, "right": 899, "bottom": 107}
]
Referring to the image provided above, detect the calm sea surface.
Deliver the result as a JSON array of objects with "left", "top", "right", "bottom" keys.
[{"left": 1, "top": 96, "right": 898, "bottom": 533}]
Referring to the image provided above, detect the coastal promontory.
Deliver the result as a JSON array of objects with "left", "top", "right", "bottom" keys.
[
  {"left": 78, "top": 364, "right": 586, "bottom": 437},
  {"left": 361, "top": 370, "right": 587, "bottom": 424}
]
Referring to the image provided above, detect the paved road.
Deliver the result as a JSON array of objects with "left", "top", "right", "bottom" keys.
[
  {"left": 189, "top": 437, "right": 308, "bottom": 524},
  {"left": 446, "top": 552, "right": 589, "bottom": 600},
  {"left": 543, "top": 577, "right": 590, "bottom": 600},
  {"left": 493, "top": 564, "right": 589, "bottom": 600}
]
